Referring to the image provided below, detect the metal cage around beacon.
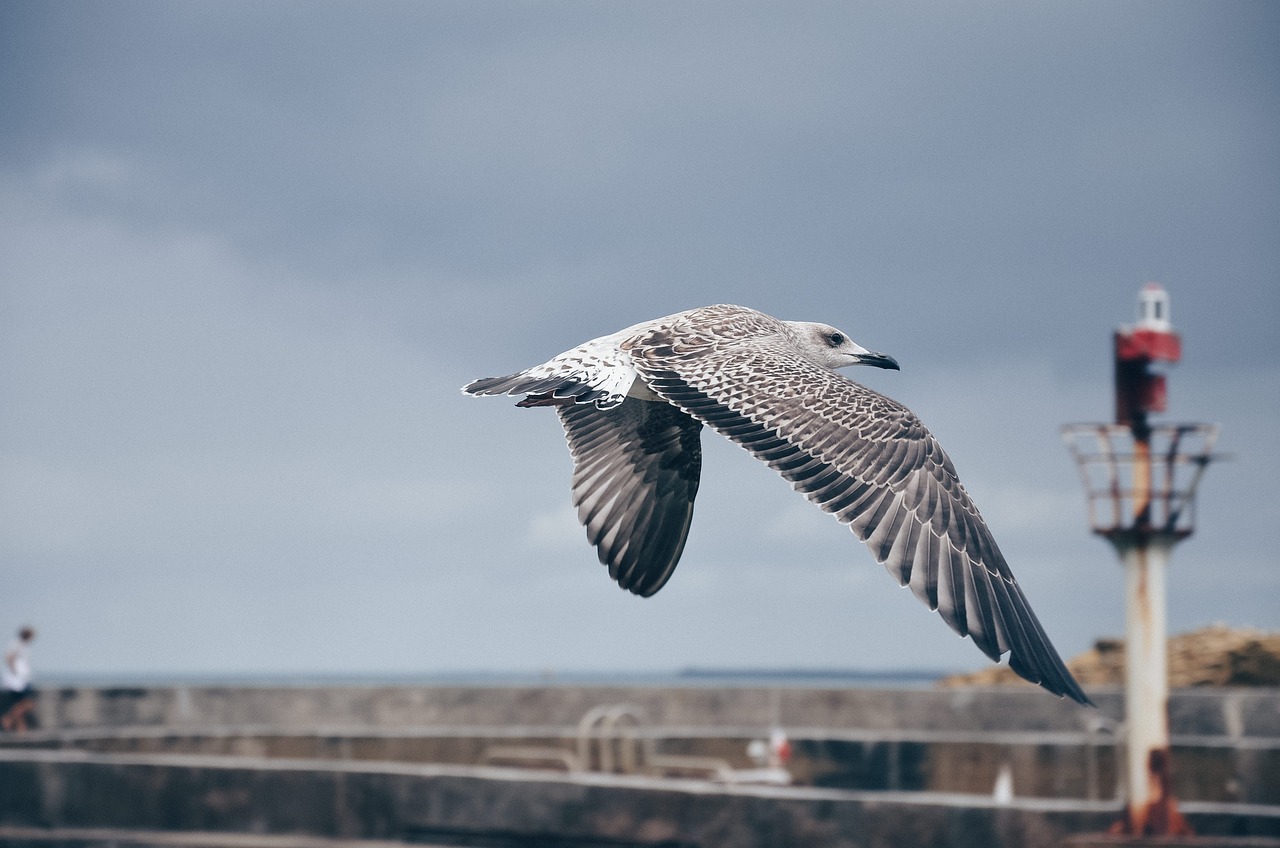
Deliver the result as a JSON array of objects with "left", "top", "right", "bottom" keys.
[{"left": 1060, "top": 423, "right": 1220, "bottom": 544}]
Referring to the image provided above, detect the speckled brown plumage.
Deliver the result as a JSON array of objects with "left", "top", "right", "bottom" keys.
[{"left": 464, "top": 304, "right": 1090, "bottom": 705}]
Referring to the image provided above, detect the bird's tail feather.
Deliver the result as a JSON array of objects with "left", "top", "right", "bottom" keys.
[{"left": 463, "top": 372, "right": 610, "bottom": 407}]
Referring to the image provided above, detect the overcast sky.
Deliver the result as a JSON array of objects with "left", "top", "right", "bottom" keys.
[{"left": 2, "top": 1, "right": 1277, "bottom": 681}]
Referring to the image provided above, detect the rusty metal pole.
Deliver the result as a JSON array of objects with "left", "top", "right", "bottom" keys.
[
  {"left": 1115, "top": 536, "right": 1181, "bottom": 834},
  {"left": 1109, "top": 403, "right": 1190, "bottom": 834},
  {"left": 1121, "top": 424, "right": 1160, "bottom": 830},
  {"left": 1112, "top": 424, "right": 1161, "bottom": 832}
]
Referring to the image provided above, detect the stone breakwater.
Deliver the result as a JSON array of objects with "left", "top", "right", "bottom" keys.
[{"left": 0, "top": 685, "right": 1276, "bottom": 848}]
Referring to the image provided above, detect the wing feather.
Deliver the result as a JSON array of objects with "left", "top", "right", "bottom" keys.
[
  {"left": 558, "top": 398, "right": 702, "bottom": 598},
  {"left": 627, "top": 325, "right": 1090, "bottom": 705}
]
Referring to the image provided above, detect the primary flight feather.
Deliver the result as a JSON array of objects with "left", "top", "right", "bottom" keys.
[{"left": 464, "top": 304, "right": 1091, "bottom": 705}]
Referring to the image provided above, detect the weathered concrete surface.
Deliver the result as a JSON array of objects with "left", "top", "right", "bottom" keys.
[
  {"left": 7, "top": 725, "right": 1276, "bottom": 805},
  {"left": 1062, "top": 835, "right": 1280, "bottom": 848},
  {"left": 1, "top": 750, "right": 1277, "bottom": 848},
  {"left": 5, "top": 684, "right": 1273, "bottom": 847},
  {"left": 0, "top": 826, "right": 434, "bottom": 848},
  {"left": 32, "top": 685, "right": 1120, "bottom": 732},
  {"left": 31, "top": 685, "right": 1279, "bottom": 738},
  {"left": 0, "top": 749, "right": 1119, "bottom": 848},
  {"left": 8, "top": 685, "right": 1275, "bottom": 814}
]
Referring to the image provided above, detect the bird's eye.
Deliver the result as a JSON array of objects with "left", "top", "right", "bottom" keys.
[{"left": 828, "top": 332, "right": 845, "bottom": 346}]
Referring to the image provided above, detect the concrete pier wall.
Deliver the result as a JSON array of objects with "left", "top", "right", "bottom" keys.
[
  {"left": 1, "top": 749, "right": 1277, "bottom": 848},
  {"left": 0, "top": 749, "right": 1172, "bottom": 848},
  {"left": 7, "top": 724, "right": 1277, "bottom": 805},
  {"left": 28, "top": 684, "right": 1280, "bottom": 737},
  {"left": 3, "top": 685, "right": 1276, "bottom": 847}
]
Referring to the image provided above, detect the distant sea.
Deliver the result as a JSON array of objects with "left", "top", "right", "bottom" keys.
[{"left": 40, "top": 668, "right": 958, "bottom": 688}]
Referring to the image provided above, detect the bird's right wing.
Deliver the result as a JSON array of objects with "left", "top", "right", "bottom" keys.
[
  {"left": 557, "top": 397, "right": 703, "bottom": 597},
  {"left": 626, "top": 322, "right": 1090, "bottom": 705}
]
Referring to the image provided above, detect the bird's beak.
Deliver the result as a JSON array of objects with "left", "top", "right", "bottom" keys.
[{"left": 852, "top": 349, "right": 900, "bottom": 371}]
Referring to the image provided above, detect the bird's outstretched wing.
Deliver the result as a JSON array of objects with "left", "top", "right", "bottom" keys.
[
  {"left": 558, "top": 397, "right": 703, "bottom": 597},
  {"left": 627, "top": 328, "right": 1091, "bottom": 705}
]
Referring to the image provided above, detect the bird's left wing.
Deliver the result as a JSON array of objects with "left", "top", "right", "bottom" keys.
[
  {"left": 557, "top": 397, "right": 703, "bottom": 597},
  {"left": 626, "top": 328, "right": 1090, "bottom": 705}
]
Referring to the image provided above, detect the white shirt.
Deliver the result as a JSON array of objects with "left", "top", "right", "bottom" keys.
[{"left": 2, "top": 639, "right": 31, "bottom": 691}]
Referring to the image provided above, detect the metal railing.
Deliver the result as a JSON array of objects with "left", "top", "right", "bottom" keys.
[{"left": 1061, "top": 423, "right": 1220, "bottom": 539}]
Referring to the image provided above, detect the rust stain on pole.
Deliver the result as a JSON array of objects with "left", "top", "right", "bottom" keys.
[
  {"left": 1117, "top": 536, "right": 1187, "bottom": 837},
  {"left": 1142, "top": 748, "right": 1192, "bottom": 835},
  {"left": 1115, "top": 748, "right": 1192, "bottom": 836},
  {"left": 1132, "top": 432, "right": 1152, "bottom": 529}
]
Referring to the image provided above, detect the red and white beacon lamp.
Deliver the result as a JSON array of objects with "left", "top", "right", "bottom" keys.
[{"left": 1114, "top": 282, "right": 1181, "bottom": 433}]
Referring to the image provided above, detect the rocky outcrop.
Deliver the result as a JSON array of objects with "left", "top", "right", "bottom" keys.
[{"left": 942, "top": 625, "right": 1280, "bottom": 689}]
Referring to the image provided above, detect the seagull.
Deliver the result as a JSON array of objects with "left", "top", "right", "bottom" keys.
[{"left": 463, "top": 304, "right": 1091, "bottom": 704}]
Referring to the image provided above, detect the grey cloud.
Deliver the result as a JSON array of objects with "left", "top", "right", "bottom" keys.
[{"left": 1, "top": 1, "right": 1275, "bottom": 676}]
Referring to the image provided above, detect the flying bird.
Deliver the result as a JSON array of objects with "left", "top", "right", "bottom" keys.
[{"left": 463, "top": 304, "right": 1090, "bottom": 704}]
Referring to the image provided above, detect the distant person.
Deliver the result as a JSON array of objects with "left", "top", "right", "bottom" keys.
[{"left": 1, "top": 626, "right": 37, "bottom": 732}]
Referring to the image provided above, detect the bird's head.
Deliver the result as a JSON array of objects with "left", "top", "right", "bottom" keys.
[{"left": 787, "top": 321, "right": 900, "bottom": 372}]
